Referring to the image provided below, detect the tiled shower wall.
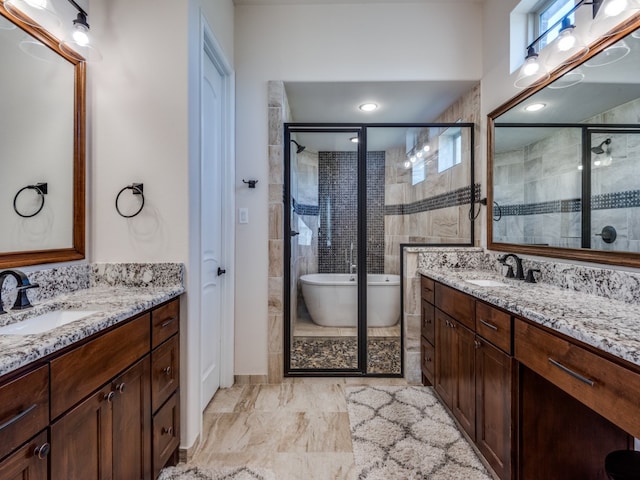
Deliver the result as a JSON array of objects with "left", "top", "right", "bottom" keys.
[{"left": 494, "top": 98, "right": 640, "bottom": 251}]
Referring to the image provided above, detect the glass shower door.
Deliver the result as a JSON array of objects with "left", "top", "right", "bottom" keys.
[{"left": 286, "top": 129, "right": 362, "bottom": 372}]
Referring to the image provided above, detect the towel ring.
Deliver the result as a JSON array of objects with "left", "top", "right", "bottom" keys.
[
  {"left": 115, "top": 183, "right": 145, "bottom": 218},
  {"left": 13, "top": 183, "right": 48, "bottom": 218},
  {"left": 493, "top": 201, "right": 502, "bottom": 222}
]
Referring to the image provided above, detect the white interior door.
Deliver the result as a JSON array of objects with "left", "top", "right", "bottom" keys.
[{"left": 200, "top": 49, "right": 224, "bottom": 410}]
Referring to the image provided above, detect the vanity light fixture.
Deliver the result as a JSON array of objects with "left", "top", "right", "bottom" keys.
[
  {"left": 524, "top": 102, "right": 546, "bottom": 112},
  {"left": 590, "top": 0, "right": 640, "bottom": 36},
  {"left": 3, "top": 0, "right": 61, "bottom": 29},
  {"left": 547, "top": 17, "right": 589, "bottom": 66},
  {"left": 359, "top": 103, "right": 378, "bottom": 112},
  {"left": 59, "top": 0, "right": 102, "bottom": 62},
  {"left": 514, "top": 46, "right": 550, "bottom": 88}
]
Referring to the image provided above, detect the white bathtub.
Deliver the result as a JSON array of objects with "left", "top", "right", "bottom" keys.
[{"left": 299, "top": 273, "right": 400, "bottom": 328}]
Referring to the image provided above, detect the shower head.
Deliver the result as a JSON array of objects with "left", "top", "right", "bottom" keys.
[
  {"left": 591, "top": 138, "right": 611, "bottom": 154},
  {"left": 291, "top": 140, "right": 306, "bottom": 154}
]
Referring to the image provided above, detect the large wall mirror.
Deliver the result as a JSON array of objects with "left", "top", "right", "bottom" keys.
[
  {"left": 488, "top": 14, "right": 640, "bottom": 268},
  {"left": 0, "top": 5, "right": 85, "bottom": 268}
]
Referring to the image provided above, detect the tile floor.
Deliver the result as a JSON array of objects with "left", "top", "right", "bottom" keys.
[{"left": 191, "top": 378, "right": 409, "bottom": 480}]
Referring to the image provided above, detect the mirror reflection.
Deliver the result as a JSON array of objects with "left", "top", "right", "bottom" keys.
[
  {"left": 0, "top": 7, "right": 84, "bottom": 266},
  {"left": 491, "top": 24, "right": 640, "bottom": 258}
]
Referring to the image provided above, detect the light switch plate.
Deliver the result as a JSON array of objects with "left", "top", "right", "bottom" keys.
[{"left": 239, "top": 207, "right": 249, "bottom": 224}]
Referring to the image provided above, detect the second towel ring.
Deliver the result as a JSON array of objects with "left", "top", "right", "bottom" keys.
[
  {"left": 13, "top": 183, "right": 48, "bottom": 218},
  {"left": 115, "top": 183, "right": 145, "bottom": 218}
]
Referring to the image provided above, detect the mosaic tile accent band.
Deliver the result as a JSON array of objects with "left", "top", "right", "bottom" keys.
[
  {"left": 384, "top": 183, "right": 481, "bottom": 216},
  {"left": 498, "top": 189, "right": 640, "bottom": 216}
]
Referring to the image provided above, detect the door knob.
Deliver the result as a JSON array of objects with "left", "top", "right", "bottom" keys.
[
  {"left": 217, "top": 267, "right": 226, "bottom": 276},
  {"left": 290, "top": 230, "right": 300, "bottom": 237}
]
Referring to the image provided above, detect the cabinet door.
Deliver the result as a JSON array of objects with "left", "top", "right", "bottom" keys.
[
  {"left": 453, "top": 323, "right": 475, "bottom": 439},
  {"left": 113, "top": 356, "right": 152, "bottom": 480},
  {"left": 51, "top": 386, "right": 113, "bottom": 480},
  {"left": 476, "top": 337, "right": 512, "bottom": 479},
  {"left": 435, "top": 310, "right": 455, "bottom": 408},
  {"left": 0, "top": 430, "right": 48, "bottom": 480}
]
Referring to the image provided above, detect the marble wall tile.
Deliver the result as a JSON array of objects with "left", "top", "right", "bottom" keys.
[
  {"left": 269, "top": 146, "right": 283, "bottom": 185},
  {"left": 268, "top": 107, "right": 283, "bottom": 146},
  {"left": 267, "top": 80, "right": 284, "bottom": 108},
  {"left": 268, "top": 277, "right": 283, "bottom": 315},
  {"left": 268, "top": 353, "right": 283, "bottom": 384},
  {"left": 268, "top": 204, "right": 283, "bottom": 241},
  {"left": 269, "top": 314, "right": 282, "bottom": 354},
  {"left": 404, "top": 277, "right": 421, "bottom": 316},
  {"left": 404, "top": 314, "right": 421, "bottom": 352},
  {"left": 268, "top": 240, "right": 283, "bottom": 278},
  {"left": 404, "top": 351, "right": 421, "bottom": 385}
]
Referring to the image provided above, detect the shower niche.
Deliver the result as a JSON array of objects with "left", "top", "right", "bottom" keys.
[{"left": 284, "top": 123, "right": 476, "bottom": 376}]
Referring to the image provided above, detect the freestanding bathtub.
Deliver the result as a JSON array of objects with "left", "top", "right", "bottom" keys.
[{"left": 299, "top": 273, "right": 400, "bottom": 328}]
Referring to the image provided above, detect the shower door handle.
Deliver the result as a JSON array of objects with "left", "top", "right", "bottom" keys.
[{"left": 290, "top": 231, "right": 300, "bottom": 237}]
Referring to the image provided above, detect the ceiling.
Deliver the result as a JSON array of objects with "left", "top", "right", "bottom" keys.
[
  {"left": 285, "top": 80, "right": 477, "bottom": 150},
  {"left": 235, "top": 0, "right": 483, "bottom": 5}
]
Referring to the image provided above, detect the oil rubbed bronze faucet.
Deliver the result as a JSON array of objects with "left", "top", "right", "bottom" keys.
[
  {"left": 0, "top": 270, "right": 39, "bottom": 314},
  {"left": 498, "top": 254, "right": 525, "bottom": 280}
]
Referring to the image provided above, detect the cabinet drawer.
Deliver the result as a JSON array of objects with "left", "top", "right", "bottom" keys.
[
  {"left": 475, "top": 302, "right": 512, "bottom": 354},
  {"left": 50, "top": 314, "right": 150, "bottom": 419},
  {"left": 435, "top": 283, "right": 475, "bottom": 329},
  {"left": 0, "top": 365, "right": 49, "bottom": 461},
  {"left": 153, "top": 391, "right": 179, "bottom": 479},
  {"left": 421, "top": 336, "right": 435, "bottom": 383},
  {"left": 421, "top": 276, "right": 435, "bottom": 304},
  {"left": 421, "top": 300, "right": 435, "bottom": 344},
  {"left": 152, "top": 299, "right": 180, "bottom": 349},
  {"left": 152, "top": 334, "right": 180, "bottom": 413},
  {"left": 515, "top": 319, "right": 640, "bottom": 438}
]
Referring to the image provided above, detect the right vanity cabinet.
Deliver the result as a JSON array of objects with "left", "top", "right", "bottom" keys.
[{"left": 421, "top": 275, "right": 639, "bottom": 480}]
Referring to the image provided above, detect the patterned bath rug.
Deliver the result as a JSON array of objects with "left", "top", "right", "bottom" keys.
[
  {"left": 158, "top": 465, "right": 275, "bottom": 480},
  {"left": 346, "top": 386, "right": 493, "bottom": 479}
]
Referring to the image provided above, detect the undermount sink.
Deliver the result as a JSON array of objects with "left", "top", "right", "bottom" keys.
[
  {"left": 0, "top": 310, "right": 98, "bottom": 335},
  {"left": 465, "top": 279, "right": 510, "bottom": 287}
]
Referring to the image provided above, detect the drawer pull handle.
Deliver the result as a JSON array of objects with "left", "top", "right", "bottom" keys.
[
  {"left": 161, "top": 317, "right": 177, "bottom": 328},
  {"left": 104, "top": 391, "right": 116, "bottom": 402},
  {"left": 0, "top": 403, "right": 37, "bottom": 432},
  {"left": 479, "top": 319, "right": 498, "bottom": 331},
  {"left": 116, "top": 383, "right": 126, "bottom": 394},
  {"left": 548, "top": 358, "right": 595, "bottom": 387},
  {"left": 162, "top": 426, "right": 174, "bottom": 435},
  {"left": 33, "top": 442, "right": 50, "bottom": 459},
  {"left": 474, "top": 340, "right": 482, "bottom": 349},
  {"left": 163, "top": 366, "right": 172, "bottom": 376}
]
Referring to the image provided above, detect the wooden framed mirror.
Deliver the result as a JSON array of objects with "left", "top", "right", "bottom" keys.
[
  {"left": 488, "top": 13, "right": 640, "bottom": 268},
  {"left": 0, "top": 4, "right": 85, "bottom": 268}
]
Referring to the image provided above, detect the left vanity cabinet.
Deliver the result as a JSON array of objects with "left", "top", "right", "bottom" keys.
[{"left": 0, "top": 296, "right": 181, "bottom": 480}]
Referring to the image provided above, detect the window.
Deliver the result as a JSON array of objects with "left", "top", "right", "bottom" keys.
[
  {"left": 437, "top": 128, "right": 462, "bottom": 173},
  {"left": 537, "top": 0, "right": 576, "bottom": 48},
  {"left": 412, "top": 160, "right": 425, "bottom": 186}
]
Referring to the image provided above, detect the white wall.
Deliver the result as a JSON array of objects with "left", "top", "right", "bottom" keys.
[
  {"left": 89, "top": 0, "right": 234, "bottom": 452},
  {"left": 234, "top": 2, "right": 483, "bottom": 375}
]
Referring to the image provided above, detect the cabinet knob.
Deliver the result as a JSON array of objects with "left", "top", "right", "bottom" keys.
[
  {"left": 474, "top": 340, "right": 482, "bottom": 349},
  {"left": 33, "top": 442, "right": 50, "bottom": 459},
  {"left": 116, "top": 382, "right": 126, "bottom": 394},
  {"left": 104, "top": 391, "right": 115, "bottom": 402},
  {"left": 161, "top": 426, "right": 174, "bottom": 435},
  {"left": 163, "top": 366, "right": 172, "bottom": 376}
]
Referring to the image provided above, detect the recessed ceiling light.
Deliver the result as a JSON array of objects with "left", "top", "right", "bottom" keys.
[
  {"left": 524, "top": 103, "right": 546, "bottom": 112},
  {"left": 359, "top": 103, "right": 378, "bottom": 112},
  {"left": 350, "top": 136, "right": 359, "bottom": 143}
]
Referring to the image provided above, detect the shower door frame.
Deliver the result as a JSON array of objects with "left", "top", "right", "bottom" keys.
[
  {"left": 284, "top": 124, "right": 368, "bottom": 376},
  {"left": 283, "top": 122, "right": 477, "bottom": 377}
]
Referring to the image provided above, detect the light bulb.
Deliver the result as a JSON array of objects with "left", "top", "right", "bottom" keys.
[
  {"left": 423, "top": 145, "right": 430, "bottom": 152},
  {"left": 604, "top": 0, "right": 628, "bottom": 16},
  {"left": 404, "top": 161, "right": 411, "bottom": 169},
  {"left": 577, "top": 164, "right": 584, "bottom": 170},
  {"left": 557, "top": 28, "right": 577, "bottom": 51},
  {"left": 409, "top": 156, "right": 417, "bottom": 163},
  {"left": 594, "top": 159, "right": 602, "bottom": 166},
  {"left": 73, "top": 25, "right": 89, "bottom": 46},
  {"left": 416, "top": 151, "right": 423, "bottom": 158},
  {"left": 522, "top": 58, "right": 540, "bottom": 76}
]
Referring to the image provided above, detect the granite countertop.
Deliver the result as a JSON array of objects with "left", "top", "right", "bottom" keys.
[
  {"left": 419, "top": 267, "right": 640, "bottom": 368},
  {"left": 0, "top": 284, "right": 184, "bottom": 378}
]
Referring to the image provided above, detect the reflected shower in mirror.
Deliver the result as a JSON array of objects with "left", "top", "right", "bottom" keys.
[{"left": 489, "top": 17, "right": 640, "bottom": 267}]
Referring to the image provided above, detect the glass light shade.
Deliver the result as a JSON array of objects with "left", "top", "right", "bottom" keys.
[
  {"left": 60, "top": 25, "right": 102, "bottom": 61},
  {"left": 19, "top": 36, "right": 57, "bottom": 61},
  {"left": 3, "top": 0, "right": 60, "bottom": 29},
  {"left": 423, "top": 145, "right": 430, "bottom": 152},
  {"left": 584, "top": 40, "right": 630, "bottom": 67},
  {"left": 403, "top": 160, "right": 411, "bottom": 169},
  {"left": 514, "top": 52, "right": 550, "bottom": 89},
  {"left": 547, "top": 68, "right": 585, "bottom": 89},
  {"left": 546, "top": 24, "right": 589, "bottom": 67},
  {"left": 590, "top": 0, "right": 640, "bottom": 37}
]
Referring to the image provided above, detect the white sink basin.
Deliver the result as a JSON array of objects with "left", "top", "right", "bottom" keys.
[
  {"left": 466, "top": 279, "right": 509, "bottom": 287},
  {"left": 0, "top": 310, "right": 98, "bottom": 335}
]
